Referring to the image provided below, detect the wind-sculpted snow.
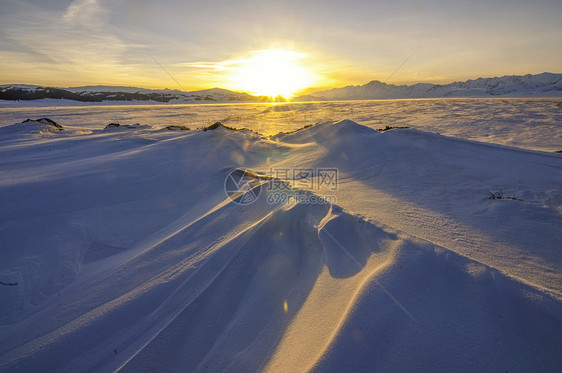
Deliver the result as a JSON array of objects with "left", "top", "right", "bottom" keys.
[{"left": 0, "top": 120, "right": 561, "bottom": 372}]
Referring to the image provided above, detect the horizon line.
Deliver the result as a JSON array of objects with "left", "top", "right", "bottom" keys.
[{"left": 1, "top": 71, "right": 560, "bottom": 97}]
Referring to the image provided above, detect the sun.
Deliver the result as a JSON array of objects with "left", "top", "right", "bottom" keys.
[{"left": 228, "top": 49, "right": 316, "bottom": 99}]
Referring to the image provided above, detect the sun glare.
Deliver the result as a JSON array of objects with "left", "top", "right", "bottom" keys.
[{"left": 228, "top": 49, "right": 316, "bottom": 99}]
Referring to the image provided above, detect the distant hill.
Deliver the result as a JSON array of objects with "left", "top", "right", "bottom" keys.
[
  {"left": 1, "top": 73, "right": 561, "bottom": 104},
  {"left": 0, "top": 85, "right": 267, "bottom": 103},
  {"left": 296, "top": 73, "right": 562, "bottom": 101}
]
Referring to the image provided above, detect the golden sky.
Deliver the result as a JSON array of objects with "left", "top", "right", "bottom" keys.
[{"left": 1, "top": 0, "right": 561, "bottom": 95}]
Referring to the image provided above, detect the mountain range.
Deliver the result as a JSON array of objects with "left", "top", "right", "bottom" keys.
[
  {"left": 1, "top": 72, "right": 561, "bottom": 104},
  {"left": 298, "top": 72, "right": 562, "bottom": 101},
  {"left": 0, "top": 85, "right": 267, "bottom": 104}
]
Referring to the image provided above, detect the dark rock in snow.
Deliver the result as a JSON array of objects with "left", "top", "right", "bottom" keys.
[
  {"left": 165, "top": 125, "right": 190, "bottom": 131},
  {"left": 22, "top": 118, "right": 63, "bottom": 130},
  {"left": 104, "top": 122, "right": 148, "bottom": 130},
  {"left": 202, "top": 122, "right": 237, "bottom": 132}
]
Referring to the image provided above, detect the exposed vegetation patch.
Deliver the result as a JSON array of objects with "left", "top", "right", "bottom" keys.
[
  {"left": 22, "top": 118, "right": 63, "bottom": 130},
  {"left": 165, "top": 125, "right": 190, "bottom": 131},
  {"left": 201, "top": 122, "right": 260, "bottom": 136},
  {"left": 486, "top": 190, "right": 521, "bottom": 200},
  {"left": 104, "top": 122, "right": 144, "bottom": 130},
  {"left": 202, "top": 121, "right": 238, "bottom": 131},
  {"left": 377, "top": 125, "right": 410, "bottom": 132}
]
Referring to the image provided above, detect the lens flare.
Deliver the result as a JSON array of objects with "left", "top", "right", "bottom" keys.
[{"left": 228, "top": 49, "right": 316, "bottom": 99}]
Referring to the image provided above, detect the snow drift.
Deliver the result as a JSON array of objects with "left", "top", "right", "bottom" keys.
[{"left": 0, "top": 119, "right": 561, "bottom": 372}]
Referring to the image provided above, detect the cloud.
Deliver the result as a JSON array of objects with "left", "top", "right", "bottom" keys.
[
  {"left": 0, "top": 1, "right": 142, "bottom": 86},
  {"left": 63, "top": 0, "right": 105, "bottom": 26}
]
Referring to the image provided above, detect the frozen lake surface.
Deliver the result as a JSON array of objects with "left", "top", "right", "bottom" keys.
[{"left": 1, "top": 98, "right": 561, "bottom": 152}]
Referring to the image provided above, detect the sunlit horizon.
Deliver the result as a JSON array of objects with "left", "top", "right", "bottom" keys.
[
  {"left": 222, "top": 49, "right": 318, "bottom": 98},
  {"left": 0, "top": 1, "right": 561, "bottom": 93}
]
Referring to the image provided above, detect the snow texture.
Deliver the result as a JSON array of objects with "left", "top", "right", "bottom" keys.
[{"left": 0, "top": 106, "right": 561, "bottom": 372}]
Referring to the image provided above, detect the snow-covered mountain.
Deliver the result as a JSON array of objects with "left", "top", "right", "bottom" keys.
[
  {"left": 2, "top": 73, "right": 561, "bottom": 104},
  {"left": 298, "top": 72, "right": 562, "bottom": 101},
  {"left": 0, "top": 85, "right": 265, "bottom": 103}
]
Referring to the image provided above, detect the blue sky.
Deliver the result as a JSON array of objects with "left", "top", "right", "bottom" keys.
[{"left": 1, "top": 0, "right": 561, "bottom": 91}]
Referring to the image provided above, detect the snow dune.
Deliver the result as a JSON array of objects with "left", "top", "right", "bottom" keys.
[{"left": 0, "top": 118, "right": 561, "bottom": 372}]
